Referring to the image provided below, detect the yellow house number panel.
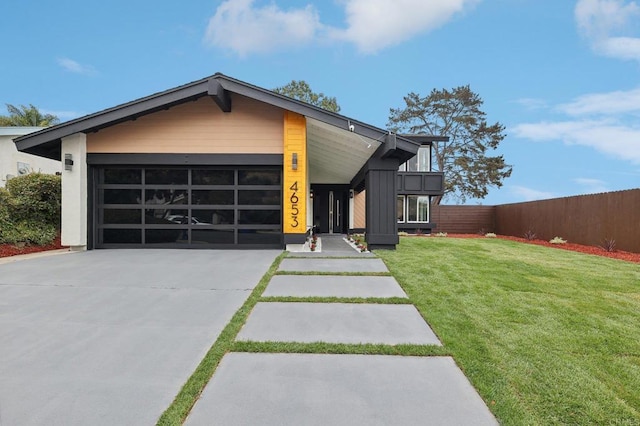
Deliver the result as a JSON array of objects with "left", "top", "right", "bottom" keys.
[{"left": 283, "top": 111, "right": 307, "bottom": 234}]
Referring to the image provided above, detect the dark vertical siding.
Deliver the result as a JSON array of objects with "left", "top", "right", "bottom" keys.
[{"left": 366, "top": 168, "right": 399, "bottom": 246}]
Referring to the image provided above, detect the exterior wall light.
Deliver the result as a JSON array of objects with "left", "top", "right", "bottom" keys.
[
  {"left": 292, "top": 152, "right": 298, "bottom": 171},
  {"left": 64, "top": 153, "right": 74, "bottom": 171}
]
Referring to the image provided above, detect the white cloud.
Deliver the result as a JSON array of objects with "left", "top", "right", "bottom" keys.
[
  {"left": 57, "top": 57, "right": 96, "bottom": 75},
  {"left": 573, "top": 177, "right": 609, "bottom": 193},
  {"left": 332, "top": 0, "right": 479, "bottom": 54},
  {"left": 575, "top": 0, "right": 640, "bottom": 61},
  {"left": 558, "top": 87, "right": 640, "bottom": 115},
  {"left": 204, "top": 0, "right": 322, "bottom": 56},
  {"left": 509, "top": 185, "right": 556, "bottom": 202},
  {"left": 514, "top": 98, "right": 549, "bottom": 110},
  {"left": 512, "top": 119, "right": 640, "bottom": 164},
  {"left": 204, "top": 0, "right": 479, "bottom": 56}
]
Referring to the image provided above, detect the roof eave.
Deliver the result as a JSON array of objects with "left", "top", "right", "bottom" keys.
[{"left": 14, "top": 73, "right": 431, "bottom": 162}]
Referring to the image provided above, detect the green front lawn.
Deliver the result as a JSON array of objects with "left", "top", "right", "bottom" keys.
[{"left": 377, "top": 237, "right": 640, "bottom": 425}]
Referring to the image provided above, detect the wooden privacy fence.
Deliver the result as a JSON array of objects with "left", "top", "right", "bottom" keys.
[
  {"left": 431, "top": 189, "right": 640, "bottom": 253},
  {"left": 431, "top": 205, "right": 496, "bottom": 234}
]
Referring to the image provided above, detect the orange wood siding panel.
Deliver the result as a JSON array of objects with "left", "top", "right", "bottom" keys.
[
  {"left": 86, "top": 95, "right": 284, "bottom": 154},
  {"left": 354, "top": 190, "right": 366, "bottom": 229},
  {"left": 282, "top": 111, "right": 307, "bottom": 234}
]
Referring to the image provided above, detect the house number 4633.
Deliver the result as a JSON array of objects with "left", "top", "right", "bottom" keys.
[{"left": 289, "top": 181, "right": 299, "bottom": 228}]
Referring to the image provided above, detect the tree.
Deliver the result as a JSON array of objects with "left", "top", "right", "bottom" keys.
[
  {"left": 0, "top": 104, "right": 60, "bottom": 127},
  {"left": 273, "top": 80, "right": 341, "bottom": 113},
  {"left": 388, "top": 85, "right": 512, "bottom": 204}
]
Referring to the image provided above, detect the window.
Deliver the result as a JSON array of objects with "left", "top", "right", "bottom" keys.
[
  {"left": 407, "top": 195, "right": 429, "bottom": 222},
  {"left": 397, "top": 195, "right": 429, "bottom": 223},
  {"left": 397, "top": 196, "right": 405, "bottom": 222},
  {"left": 399, "top": 146, "right": 431, "bottom": 172}
]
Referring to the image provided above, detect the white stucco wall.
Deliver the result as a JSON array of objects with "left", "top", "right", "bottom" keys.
[
  {"left": 0, "top": 127, "right": 61, "bottom": 187},
  {"left": 61, "top": 133, "right": 87, "bottom": 249}
]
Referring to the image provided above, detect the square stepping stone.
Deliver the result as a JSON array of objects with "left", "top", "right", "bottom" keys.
[
  {"left": 263, "top": 275, "right": 407, "bottom": 298},
  {"left": 236, "top": 302, "right": 441, "bottom": 345},
  {"left": 279, "top": 258, "right": 389, "bottom": 273},
  {"left": 185, "top": 353, "right": 498, "bottom": 426}
]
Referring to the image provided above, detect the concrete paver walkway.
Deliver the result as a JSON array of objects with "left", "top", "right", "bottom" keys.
[
  {"left": 279, "top": 257, "right": 389, "bottom": 273},
  {"left": 263, "top": 275, "right": 407, "bottom": 298},
  {"left": 237, "top": 302, "right": 441, "bottom": 344},
  {"left": 188, "top": 236, "right": 498, "bottom": 425},
  {"left": 186, "top": 353, "right": 497, "bottom": 426}
]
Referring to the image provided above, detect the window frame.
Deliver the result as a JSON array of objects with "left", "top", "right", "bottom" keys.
[
  {"left": 397, "top": 195, "right": 406, "bottom": 223},
  {"left": 406, "top": 195, "right": 430, "bottom": 223},
  {"left": 398, "top": 146, "right": 431, "bottom": 172}
]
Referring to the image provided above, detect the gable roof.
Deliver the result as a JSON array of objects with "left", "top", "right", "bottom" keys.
[{"left": 14, "top": 73, "right": 440, "bottom": 161}]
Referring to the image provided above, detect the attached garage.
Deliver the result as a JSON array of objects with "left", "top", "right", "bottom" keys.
[{"left": 93, "top": 166, "right": 282, "bottom": 248}]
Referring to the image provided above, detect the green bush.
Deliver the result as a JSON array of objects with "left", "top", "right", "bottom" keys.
[
  {"left": 0, "top": 173, "right": 61, "bottom": 246},
  {"left": 0, "top": 221, "right": 57, "bottom": 245},
  {"left": 6, "top": 173, "right": 61, "bottom": 225}
]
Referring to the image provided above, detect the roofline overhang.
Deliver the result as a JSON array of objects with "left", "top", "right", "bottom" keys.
[{"left": 13, "top": 73, "right": 438, "bottom": 161}]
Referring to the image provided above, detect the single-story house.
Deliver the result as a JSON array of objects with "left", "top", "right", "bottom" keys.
[
  {"left": 1, "top": 127, "right": 61, "bottom": 187},
  {"left": 14, "top": 73, "right": 444, "bottom": 250}
]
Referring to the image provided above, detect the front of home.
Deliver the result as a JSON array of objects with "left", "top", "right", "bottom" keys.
[{"left": 14, "top": 74, "right": 444, "bottom": 251}]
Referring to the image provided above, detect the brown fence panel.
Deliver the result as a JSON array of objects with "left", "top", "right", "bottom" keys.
[
  {"left": 495, "top": 189, "right": 640, "bottom": 253},
  {"left": 431, "top": 205, "right": 496, "bottom": 234}
]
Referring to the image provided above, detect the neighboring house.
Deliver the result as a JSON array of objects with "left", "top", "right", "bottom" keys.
[
  {"left": 0, "top": 127, "right": 61, "bottom": 187},
  {"left": 14, "top": 73, "right": 444, "bottom": 251}
]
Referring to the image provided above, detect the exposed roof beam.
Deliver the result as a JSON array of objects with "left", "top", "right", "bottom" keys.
[
  {"left": 399, "top": 134, "right": 449, "bottom": 144},
  {"left": 217, "top": 76, "right": 395, "bottom": 142},
  {"left": 208, "top": 79, "right": 231, "bottom": 112}
]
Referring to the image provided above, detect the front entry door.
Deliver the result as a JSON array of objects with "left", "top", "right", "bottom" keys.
[
  {"left": 312, "top": 185, "right": 349, "bottom": 234},
  {"left": 328, "top": 191, "right": 342, "bottom": 234}
]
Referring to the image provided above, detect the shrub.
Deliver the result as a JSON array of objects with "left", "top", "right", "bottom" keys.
[
  {"left": 6, "top": 173, "right": 61, "bottom": 226},
  {"left": 434, "top": 232, "right": 448, "bottom": 237},
  {"left": 0, "top": 173, "right": 61, "bottom": 246},
  {"left": 549, "top": 236, "right": 567, "bottom": 244},
  {"left": 0, "top": 222, "right": 57, "bottom": 246},
  {"left": 600, "top": 238, "right": 616, "bottom": 253},
  {"left": 523, "top": 229, "right": 537, "bottom": 240},
  {"left": 485, "top": 233, "right": 497, "bottom": 238}
]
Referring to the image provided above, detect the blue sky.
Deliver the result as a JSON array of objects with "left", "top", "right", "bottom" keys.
[{"left": 2, "top": 0, "right": 639, "bottom": 205}]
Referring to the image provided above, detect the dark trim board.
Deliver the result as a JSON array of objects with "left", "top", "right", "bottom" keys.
[
  {"left": 398, "top": 223, "right": 437, "bottom": 232},
  {"left": 87, "top": 153, "right": 283, "bottom": 166}
]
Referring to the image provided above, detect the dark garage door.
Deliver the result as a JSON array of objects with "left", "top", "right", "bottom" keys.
[{"left": 94, "top": 167, "right": 282, "bottom": 248}]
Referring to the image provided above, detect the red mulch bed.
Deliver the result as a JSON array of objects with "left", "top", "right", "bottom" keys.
[
  {"left": 0, "top": 234, "right": 66, "bottom": 258},
  {"left": 445, "top": 234, "right": 640, "bottom": 264}
]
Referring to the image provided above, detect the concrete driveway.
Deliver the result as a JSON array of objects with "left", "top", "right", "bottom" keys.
[{"left": 0, "top": 249, "right": 280, "bottom": 426}]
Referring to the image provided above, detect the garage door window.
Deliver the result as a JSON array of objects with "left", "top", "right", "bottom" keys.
[{"left": 95, "top": 167, "right": 282, "bottom": 248}]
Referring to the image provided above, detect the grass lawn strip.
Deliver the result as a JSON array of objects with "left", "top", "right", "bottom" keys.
[
  {"left": 259, "top": 296, "right": 411, "bottom": 304},
  {"left": 377, "top": 237, "right": 640, "bottom": 425},
  {"left": 230, "top": 341, "right": 449, "bottom": 357},
  {"left": 275, "top": 270, "right": 391, "bottom": 276},
  {"left": 156, "top": 253, "right": 286, "bottom": 426}
]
